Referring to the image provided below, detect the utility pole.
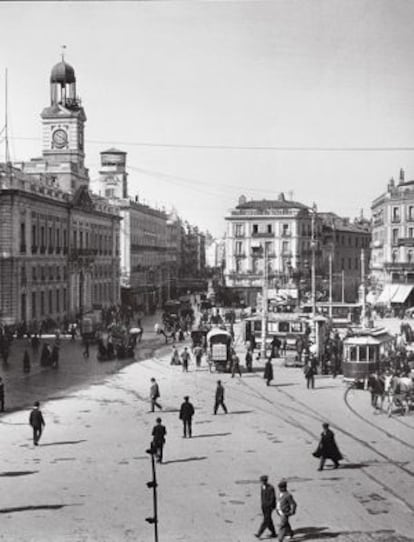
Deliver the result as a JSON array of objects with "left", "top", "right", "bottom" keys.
[
  {"left": 311, "top": 203, "right": 317, "bottom": 320},
  {"left": 341, "top": 270, "right": 345, "bottom": 303},
  {"left": 361, "top": 248, "right": 366, "bottom": 326},
  {"left": 145, "top": 445, "right": 159, "bottom": 542},
  {"left": 260, "top": 245, "right": 268, "bottom": 360},
  {"left": 328, "top": 252, "right": 333, "bottom": 319}
]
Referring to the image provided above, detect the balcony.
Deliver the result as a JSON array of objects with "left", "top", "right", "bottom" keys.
[
  {"left": 40, "top": 246, "right": 46, "bottom": 254},
  {"left": 234, "top": 232, "right": 245, "bottom": 238},
  {"left": 234, "top": 252, "right": 246, "bottom": 258},
  {"left": 251, "top": 231, "right": 274, "bottom": 238},
  {"left": 406, "top": 216, "right": 414, "bottom": 222},
  {"left": 398, "top": 237, "right": 414, "bottom": 247},
  {"left": 69, "top": 248, "right": 98, "bottom": 264},
  {"left": 391, "top": 217, "right": 401, "bottom": 223},
  {"left": 384, "top": 262, "right": 414, "bottom": 270},
  {"left": 281, "top": 231, "right": 292, "bottom": 237},
  {"left": 31, "top": 245, "right": 38, "bottom": 254}
]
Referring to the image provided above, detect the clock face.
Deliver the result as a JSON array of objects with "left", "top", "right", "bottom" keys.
[{"left": 52, "top": 129, "right": 68, "bottom": 149}]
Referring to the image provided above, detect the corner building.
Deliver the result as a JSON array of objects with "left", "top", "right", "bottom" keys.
[
  {"left": 0, "top": 58, "right": 120, "bottom": 325},
  {"left": 371, "top": 170, "right": 414, "bottom": 307}
]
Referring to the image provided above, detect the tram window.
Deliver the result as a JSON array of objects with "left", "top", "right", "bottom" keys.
[
  {"left": 291, "top": 322, "right": 302, "bottom": 332},
  {"left": 268, "top": 322, "right": 278, "bottom": 333},
  {"left": 350, "top": 346, "right": 357, "bottom": 361},
  {"left": 368, "top": 346, "right": 376, "bottom": 361},
  {"left": 279, "top": 322, "right": 290, "bottom": 333},
  {"left": 359, "top": 346, "right": 367, "bottom": 361}
]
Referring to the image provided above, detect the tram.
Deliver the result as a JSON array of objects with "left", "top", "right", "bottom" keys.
[
  {"left": 206, "top": 327, "right": 233, "bottom": 372},
  {"left": 342, "top": 327, "right": 394, "bottom": 387},
  {"left": 301, "top": 302, "right": 362, "bottom": 328}
]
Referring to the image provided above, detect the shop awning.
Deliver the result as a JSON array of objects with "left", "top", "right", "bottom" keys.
[
  {"left": 391, "top": 284, "right": 414, "bottom": 304},
  {"left": 376, "top": 284, "right": 414, "bottom": 304},
  {"left": 376, "top": 284, "right": 398, "bottom": 304}
]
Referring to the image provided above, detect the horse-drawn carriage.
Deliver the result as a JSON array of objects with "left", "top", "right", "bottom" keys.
[
  {"left": 97, "top": 324, "right": 135, "bottom": 361},
  {"left": 206, "top": 327, "right": 233, "bottom": 372}
]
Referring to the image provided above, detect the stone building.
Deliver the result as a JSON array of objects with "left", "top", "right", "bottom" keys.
[
  {"left": 0, "top": 57, "right": 120, "bottom": 326},
  {"left": 371, "top": 169, "right": 414, "bottom": 307},
  {"left": 319, "top": 213, "right": 371, "bottom": 302},
  {"left": 224, "top": 194, "right": 321, "bottom": 306},
  {"left": 97, "top": 149, "right": 177, "bottom": 311}
]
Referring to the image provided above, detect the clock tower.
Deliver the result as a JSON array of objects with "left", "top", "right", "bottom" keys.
[{"left": 41, "top": 56, "right": 89, "bottom": 193}]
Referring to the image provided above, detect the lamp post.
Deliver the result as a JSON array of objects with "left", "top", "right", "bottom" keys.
[
  {"left": 260, "top": 245, "right": 268, "bottom": 360},
  {"left": 145, "top": 445, "right": 159, "bottom": 542},
  {"left": 328, "top": 252, "right": 333, "bottom": 319},
  {"left": 311, "top": 203, "right": 317, "bottom": 320}
]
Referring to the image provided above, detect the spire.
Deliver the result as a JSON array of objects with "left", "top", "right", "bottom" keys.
[{"left": 61, "top": 44, "right": 67, "bottom": 62}]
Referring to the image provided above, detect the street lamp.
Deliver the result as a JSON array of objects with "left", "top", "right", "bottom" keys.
[
  {"left": 260, "top": 245, "right": 268, "bottom": 360},
  {"left": 145, "top": 445, "right": 159, "bottom": 542}
]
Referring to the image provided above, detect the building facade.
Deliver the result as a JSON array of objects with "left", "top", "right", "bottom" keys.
[
  {"left": 0, "top": 57, "right": 120, "bottom": 326},
  {"left": 371, "top": 170, "right": 414, "bottom": 306},
  {"left": 98, "top": 150, "right": 179, "bottom": 311},
  {"left": 319, "top": 213, "right": 371, "bottom": 302},
  {"left": 224, "top": 194, "right": 320, "bottom": 306}
]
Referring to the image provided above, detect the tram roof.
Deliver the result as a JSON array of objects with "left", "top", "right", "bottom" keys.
[
  {"left": 207, "top": 327, "right": 232, "bottom": 340},
  {"left": 343, "top": 327, "right": 394, "bottom": 345}
]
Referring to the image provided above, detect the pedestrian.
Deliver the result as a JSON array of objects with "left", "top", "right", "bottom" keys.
[
  {"left": 83, "top": 338, "right": 90, "bottom": 358},
  {"left": 303, "top": 361, "right": 315, "bottom": 389},
  {"left": 179, "top": 395, "right": 195, "bottom": 438},
  {"left": 70, "top": 324, "right": 76, "bottom": 341},
  {"left": 264, "top": 357, "right": 274, "bottom": 386},
  {"left": 280, "top": 338, "right": 288, "bottom": 357},
  {"left": 254, "top": 474, "right": 277, "bottom": 539},
  {"left": 214, "top": 380, "right": 228, "bottom": 414},
  {"left": 0, "top": 377, "right": 5, "bottom": 412},
  {"left": 23, "top": 349, "right": 31, "bottom": 373},
  {"left": 151, "top": 417, "right": 167, "bottom": 463},
  {"left": 276, "top": 479, "right": 297, "bottom": 541},
  {"left": 40, "top": 343, "right": 51, "bottom": 367},
  {"left": 51, "top": 344, "right": 59, "bottom": 368},
  {"left": 149, "top": 378, "right": 162, "bottom": 412},
  {"left": 29, "top": 401, "right": 46, "bottom": 446},
  {"left": 193, "top": 345, "right": 203, "bottom": 368},
  {"left": 181, "top": 347, "right": 191, "bottom": 372},
  {"left": 231, "top": 352, "right": 242, "bottom": 378},
  {"left": 245, "top": 349, "right": 253, "bottom": 372},
  {"left": 170, "top": 346, "right": 181, "bottom": 365},
  {"left": 313, "top": 422, "right": 343, "bottom": 471}
]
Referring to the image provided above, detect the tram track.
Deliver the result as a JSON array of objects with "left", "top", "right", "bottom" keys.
[
  {"left": 236, "top": 378, "right": 414, "bottom": 514},
  {"left": 147, "top": 351, "right": 414, "bottom": 512}
]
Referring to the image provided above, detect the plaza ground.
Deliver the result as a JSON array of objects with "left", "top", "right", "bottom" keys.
[{"left": 0, "top": 324, "right": 413, "bottom": 542}]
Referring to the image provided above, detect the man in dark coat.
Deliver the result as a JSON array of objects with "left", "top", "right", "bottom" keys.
[
  {"left": 0, "top": 377, "right": 5, "bottom": 412},
  {"left": 304, "top": 362, "right": 315, "bottom": 389},
  {"left": 179, "top": 396, "right": 195, "bottom": 438},
  {"left": 313, "top": 422, "right": 343, "bottom": 471},
  {"left": 149, "top": 378, "right": 162, "bottom": 412},
  {"left": 29, "top": 401, "right": 46, "bottom": 446},
  {"left": 276, "top": 479, "right": 297, "bottom": 541},
  {"left": 264, "top": 357, "right": 274, "bottom": 386},
  {"left": 151, "top": 417, "right": 167, "bottom": 463},
  {"left": 255, "top": 474, "right": 277, "bottom": 539},
  {"left": 214, "top": 380, "right": 228, "bottom": 414}
]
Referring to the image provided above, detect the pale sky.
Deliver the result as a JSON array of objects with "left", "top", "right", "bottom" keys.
[{"left": 2, "top": 0, "right": 414, "bottom": 236}]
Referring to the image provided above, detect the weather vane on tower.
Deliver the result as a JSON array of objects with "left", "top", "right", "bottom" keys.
[{"left": 61, "top": 44, "right": 67, "bottom": 62}]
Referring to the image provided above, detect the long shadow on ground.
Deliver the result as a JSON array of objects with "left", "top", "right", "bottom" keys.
[{"left": 162, "top": 456, "right": 207, "bottom": 465}]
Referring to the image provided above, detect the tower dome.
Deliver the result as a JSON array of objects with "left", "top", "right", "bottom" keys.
[{"left": 50, "top": 60, "right": 76, "bottom": 84}]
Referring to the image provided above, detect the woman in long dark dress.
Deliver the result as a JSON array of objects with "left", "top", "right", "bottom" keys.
[{"left": 313, "top": 422, "right": 343, "bottom": 471}]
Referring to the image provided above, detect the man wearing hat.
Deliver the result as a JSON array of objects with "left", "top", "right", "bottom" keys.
[
  {"left": 313, "top": 422, "right": 343, "bottom": 471},
  {"left": 179, "top": 396, "right": 195, "bottom": 438},
  {"left": 276, "top": 479, "right": 297, "bottom": 541},
  {"left": 255, "top": 474, "right": 277, "bottom": 539}
]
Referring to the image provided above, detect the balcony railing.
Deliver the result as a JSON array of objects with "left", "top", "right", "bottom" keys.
[
  {"left": 281, "top": 231, "right": 292, "bottom": 237},
  {"left": 391, "top": 217, "right": 401, "bottom": 223},
  {"left": 234, "top": 252, "right": 246, "bottom": 258},
  {"left": 398, "top": 237, "right": 414, "bottom": 247},
  {"left": 251, "top": 231, "right": 274, "bottom": 238},
  {"left": 384, "top": 262, "right": 414, "bottom": 270}
]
